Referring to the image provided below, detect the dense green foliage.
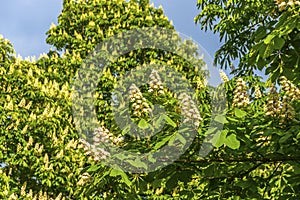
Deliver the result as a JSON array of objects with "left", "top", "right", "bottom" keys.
[
  {"left": 1, "top": 0, "right": 300, "bottom": 199},
  {"left": 195, "top": 0, "right": 300, "bottom": 83},
  {"left": 195, "top": 0, "right": 300, "bottom": 199}
]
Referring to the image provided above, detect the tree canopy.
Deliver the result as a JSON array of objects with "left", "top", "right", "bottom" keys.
[
  {"left": 195, "top": 0, "right": 300, "bottom": 83},
  {"left": 0, "top": 0, "right": 300, "bottom": 199}
]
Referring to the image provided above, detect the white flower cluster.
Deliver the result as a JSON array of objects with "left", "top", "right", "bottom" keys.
[
  {"left": 280, "top": 95, "right": 295, "bottom": 121},
  {"left": 232, "top": 78, "right": 250, "bottom": 107},
  {"left": 178, "top": 93, "right": 202, "bottom": 127},
  {"left": 279, "top": 76, "right": 300, "bottom": 101},
  {"left": 264, "top": 84, "right": 281, "bottom": 117},
  {"left": 254, "top": 86, "right": 262, "bottom": 99},
  {"left": 277, "top": 0, "right": 300, "bottom": 11},
  {"left": 93, "top": 126, "right": 124, "bottom": 145},
  {"left": 148, "top": 70, "right": 164, "bottom": 94},
  {"left": 129, "top": 84, "right": 152, "bottom": 116},
  {"left": 79, "top": 126, "right": 123, "bottom": 162},
  {"left": 80, "top": 138, "right": 109, "bottom": 162},
  {"left": 93, "top": 126, "right": 111, "bottom": 145},
  {"left": 77, "top": 172, "right": 93, "bottom": 186},
  {"left": 264, "top": 77, "right": 300, "bottom": 121},
  {"left": 219, "top": 69, "right": 229, "bottom": 83},
  {"left": 278, "top": 76, "right": 299, "bottom": 121}
]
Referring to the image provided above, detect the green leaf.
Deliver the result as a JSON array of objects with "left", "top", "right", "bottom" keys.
[
  {"left": 163, "top": 114, "right": 177, "bottom": 128},
  {"left": 211, "top": 130, "right": 226, "bottom": 148},
  {"left": 273, "top": 37, "right": 285, "bottom": 50},
  {"left": 205, "top": 127, "right": 218, "bottom": 135},
  {"left": 226, "top": 116, "right": 239, "bottom": 122},
  {"left": 154, "top": 115, "right": 165, "bottom": 129},
  {"left": 154, "top": 134, "right": 174, "bottom": 150},
  {"left": 87, "top": 165, "right": 100, "bottom": 172},
  {"left": 258, "top": 43, "right": 267, "bottom": 58},
  {"left": 264, "top": 34, "right": 276, "bottom": 44},
  {"left": 127, "top": 158, "right": 148, "bottom": 169},
  {"left": 235, "top": 179, "right": 256, "bottom": 189},
  {"left": 214, "top": 115, "right": 228, "bottom": 124},
  {"left": 279, "top": 133, "right": 292, "bottom": 144},
  {"left": 253, "top": 26, "right": 267, "bottom": 42},
  {"left": 173, "top": 133, "right": 186, "bottom": 145},
  {"left": 110, "top": 168, "right": 121, "bottom": 177},
  {"left": 147, "top": 154, "right": 156, "bottom": 163},
  {"left": 138, "top": 119, "right": 149, "bottom": 129},
  {"left": 263, "top": 43, "right": 273, "bottom": 59},
  {"left": 297, "top": 132, "right": 300, "bottom": 139},
  {"left": 225, "top": 134, "right": 240, "bottom": 149},
  {"left": 110, "top": 168, "right": 132, "bottom": 187},
  {"left": 234, "top": 108, "right": 247, "bottom": 118}
]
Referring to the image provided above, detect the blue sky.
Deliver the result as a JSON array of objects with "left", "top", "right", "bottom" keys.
[
  {"left": 0, "top": 0, "right": 62, "bottom": 58},
  {"left": 0, "top": 0, "right": 221, "bottom": 59}
]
